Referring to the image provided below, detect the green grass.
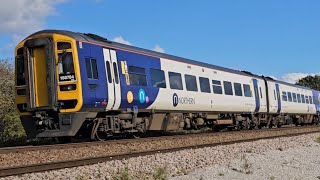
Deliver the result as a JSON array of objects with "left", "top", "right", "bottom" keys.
[
  {"left": 153, "top": 166, "right": 168, "bottom": 180},
  {"left": 113, "top": 167, "right": 130, "bottom": 180}
]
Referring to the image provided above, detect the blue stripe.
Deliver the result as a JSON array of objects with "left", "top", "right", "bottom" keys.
[
  {"left": 253, "top": 79, "right": 260, "bottom": 112},
  {"left": 312, "top": 90, "right": 320, "bottom": 113},
  {"left": 275, "top": 83, "right": 281, "bottom": 113}
]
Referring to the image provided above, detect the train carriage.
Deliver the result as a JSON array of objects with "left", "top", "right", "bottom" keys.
[{"left": 14, "top": 30, "right": 320, "bottom": 140}]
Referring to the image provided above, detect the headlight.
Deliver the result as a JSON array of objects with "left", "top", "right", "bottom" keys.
[{"left": 60, "top": 84, "right": 76, "bottom": 91}]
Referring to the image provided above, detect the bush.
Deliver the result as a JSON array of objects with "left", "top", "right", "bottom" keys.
[
  {"left": 0, "top": 58, "right": 26, "bottom": 146},
  {"left": 0, "top": 112, "right": 26, "bottom": 146}
]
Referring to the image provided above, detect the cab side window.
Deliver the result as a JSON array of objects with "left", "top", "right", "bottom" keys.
[{"left": 85, "top": 58, "right": 98, "bottom": 79}]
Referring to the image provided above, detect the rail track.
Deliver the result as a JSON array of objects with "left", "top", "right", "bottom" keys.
[
  {"left": 0, "top": 125, "right": 309, "bottom": 154},
  {"left": 0, "top": 126, "right": 320, "bottom": 178}
]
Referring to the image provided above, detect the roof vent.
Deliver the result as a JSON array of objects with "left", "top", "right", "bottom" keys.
[{"left": 84, "top": 33, "right": 111, "bottom": 43}]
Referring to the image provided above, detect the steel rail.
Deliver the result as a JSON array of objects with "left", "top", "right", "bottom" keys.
[
  {"left": 0, "top": 125, "right": 308, "bottom": 154},
  {"left": 0, "top": 128, "right": 319, "bottom": 178}
]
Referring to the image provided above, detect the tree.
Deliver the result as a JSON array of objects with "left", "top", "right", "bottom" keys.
[
  {"left": 0, "top": 58, "right": 26, "bottom": 145},
  {"left": 296, "top": 75, "right": 320, "bottom": 91}
]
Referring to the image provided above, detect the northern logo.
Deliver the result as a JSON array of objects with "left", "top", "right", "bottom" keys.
[
  {"left": 173, "top": 93, "right": 179, "bottom": 107},
  {"left": 172, "top": 93, "right": 195, "bottom": 107}
]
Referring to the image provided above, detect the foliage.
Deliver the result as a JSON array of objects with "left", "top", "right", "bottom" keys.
[
  {"left": 113, "top": 166, "right": 130, "bottom": 180},
  {"left": 0, "top": 58, "right": 26, "bottom": 145},
  {"left": 240, "top": 154, "right": 252, "bottom": 174},
  {"left": 296, "top": 75, "right": 320, "bottom": 91},
  {"left": 153, "top": 166, "right": 168, "bottom": 180}
]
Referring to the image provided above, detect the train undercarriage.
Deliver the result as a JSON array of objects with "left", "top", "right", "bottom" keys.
[{"left": 21, "top": 109, "right": 320, "bottom": 141}]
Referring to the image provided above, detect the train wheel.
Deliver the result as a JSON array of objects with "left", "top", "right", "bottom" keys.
[
  {"left": 132, "top": 132, "right": 146, "bottom": 139},
  {"left": 95, "top": 131, "right": 107, "bottom": 141}
]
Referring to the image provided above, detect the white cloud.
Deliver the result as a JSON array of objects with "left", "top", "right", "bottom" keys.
[
  {"left": 152, "top": 44, "right": 165, "bottom": 53},
  {"left": 112, "top": 36, "right": 132, "bottom": 45},
  {"left": 0, "top": 0, "right": 66, "bottom": 35},
  {"left": 0, "top": 0, "right": 66, "bottom": 57},
  {"left": 280, "top": 73, "right": 319, "bottom": 83}
]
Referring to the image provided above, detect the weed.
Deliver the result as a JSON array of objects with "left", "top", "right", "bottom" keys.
[
  {"left": 113, "top": 166, "right": 130, "bottom": 180},
  {"left": 153, "top": 166, "right": 168, "bottom": 180},
  {"left": 96, "top": 169, "right": 103, "bottom": 179},
  {"left": 218, "top": 172, "right": 224, "bottom": 176},
  {"left": 270, "top": 176, "right": 276, "bottom": 180},
  {"left": 75, "top": 174, "right": 89, "bottom": 180},
  {"left": 245, "top": 148, "right": 253, "bottom": 153},
  {"left": 315, "top": 136, "right": 320, "bottom": 144},
  {"left": 240, "top": 154, "right": 252, "bottom": 174}
]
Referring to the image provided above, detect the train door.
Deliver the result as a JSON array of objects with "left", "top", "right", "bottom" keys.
[
  {"left": 252, "top": 79, "right": 260, "bottom": 112},
  {"left": 32, "top": 47, "right": 49, "bottom": 107},
  {"left": 103, "top": 48, "right": 121, "bottom": 110},
  {"left": 275, "top": 83, "right": 281, "bottom": 113}
]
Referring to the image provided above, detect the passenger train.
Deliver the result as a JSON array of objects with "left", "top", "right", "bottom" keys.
[{"left": 15, "top": 30, "right": 320, "bottom": 140}]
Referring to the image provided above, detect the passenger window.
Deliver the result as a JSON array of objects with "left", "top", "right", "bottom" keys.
[
  {"left": 105, "top": 61, "right": 112, "bottom": 83},
  {"left": 169, "top": 72, "right": 183, "bottom": 90},
  {"left": 301, "top": 95, "right": 305, "bottom": 103},
  {"left": 297, "top": 94, "right": 301, "bottom": 103},
  {"left": 113, "top": 62, "right": 119, "bottom": 84},
  {"left": 223, "top": 81, "right": 233, "bottom": 95},
  {"left": 292, "top": 93, "right": 297, "bottom": 102},
  {"left": 306, "top": 96, "right": 309, "bottom": 104},
  {"left": 129, "top": 66, "right": 146, "bottom": 74},
  {"left": 234, "top": 83, "right": 242, "bottom": 96},
  {"left": 128, "top": 66, "right": 147, "bottom": 86},
  {"left": 282, "top": 92, "right": 287, "bottom": 101},
  {"left": 199, "top": 77, "right": 210, "bottom": 93},
  {"left": 243, "top": 84, "right": 252, "bottom": 97},
  {"left": 309, "top": 96, "right": 313, "bottom": 104},
  {"left": 57, "top": 42, "right": 71, "bottom": 50},
  {"left": 85, "top": 58, "right": 98, "bottom": 79},
  {"left": 287, "top": 92, "right": 292, "bottom": 102},
  {"left": 212, "top": 80, "right": 223, "bottom": 94},
  {"left": 185, "top": 75, "right": 198, "bottom": 92},
  {"left": 259, "top": 87, "right": 263, "bottom": 98},
  {"left": 150, "top": 69, "right": 166, "bottom": 88}
]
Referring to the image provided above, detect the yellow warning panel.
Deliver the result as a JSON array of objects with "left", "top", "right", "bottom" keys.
[
  {"left": 33, "top": 47, "right": 49, "bottom": 107},
  {"left": 125, "top": 73, "right": 130, "bottom": 85},
  {"left": 121, "top": 61, "right": 125, "bottom": 74}
]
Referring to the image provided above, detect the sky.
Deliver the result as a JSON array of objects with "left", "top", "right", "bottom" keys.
[{"left": 0, "top": 0, "right": 319, "bottom": 83}]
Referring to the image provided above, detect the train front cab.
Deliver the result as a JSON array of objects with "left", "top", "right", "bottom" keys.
[{"left": 15, "top": 33, "right": 87, "bottom": 139}]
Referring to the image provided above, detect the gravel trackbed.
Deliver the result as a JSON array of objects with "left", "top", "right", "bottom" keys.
[{"left": 2, "top": 132, "right": 320, "bottom": 180}]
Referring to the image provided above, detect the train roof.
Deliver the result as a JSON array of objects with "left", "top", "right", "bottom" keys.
[{"left": 27, "top": 30, "right": 315, "bottom": 91}]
